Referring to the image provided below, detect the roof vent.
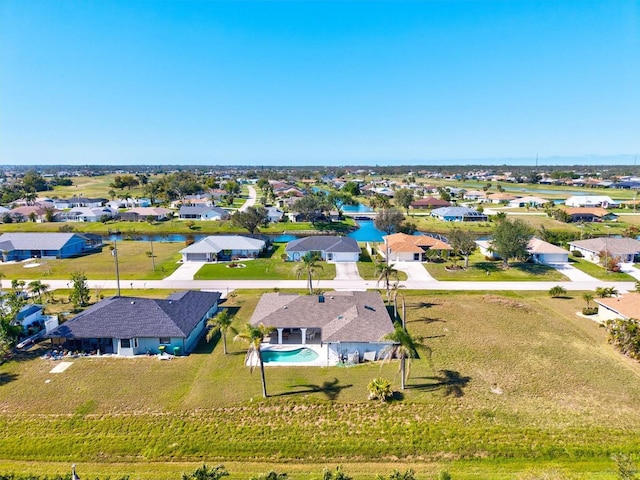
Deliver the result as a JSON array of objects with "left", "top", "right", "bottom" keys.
[
  {"left": 337, "top": 315, "right": 343, "bottom": 320},
  {"left": 131, "top": 301, "right": 135, "bottom": 305},
  {"left": 318, "top": 295, "right": 325, "bottom": 303},
  {"left": 283, "top": 305, "right": 288, "bottom": 309},
  {"left": 364, "top": 305, "right": 375, "bottom": 311}
]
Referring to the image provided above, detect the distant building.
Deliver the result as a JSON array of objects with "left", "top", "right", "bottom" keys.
[
  {"left": 431, "top": 206, "right": 487, "bottom": 222},
  {"left": 568, "top": 238, "right": 640, "bottom": 264},
  {"left": 0, "top": 232, "right": 100, "bottom": 261}
]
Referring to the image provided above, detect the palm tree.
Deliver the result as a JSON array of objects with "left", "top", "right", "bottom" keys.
[
  {"left": 548, "top": 285, "right": 567, "bottom": 298},
  {"left": 381, "top": 322, "right": 431, "bottom": 390},
  {"left": 375, "top": 263, "right": 399, "bottom": 304},
  {"left": 234, "top": 323, "right": 274, "bottom": 398},
  {"left": 293, "top": 252, "right": 323, "bottom": 294},
  {"left": 390, "top": 281, "right": 405, "bottom": 322},
  {"left": 583, "top": 293, "right": 594, "bottom": 308},
  {"left": 206, "top": 309, "right": 236, "bottom": 355},
  {"left": 28, "top": 280, "right": 49, "bottom": 303}
]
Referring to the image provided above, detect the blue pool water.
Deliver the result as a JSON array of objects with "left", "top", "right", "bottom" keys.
[
  {"left": 347, "top": 220, "right": 385, "bottom": 242},
  {"left": 262, "top": 347, "right": 319, "bottom": 363},
  {"left": 340, "top": 203, "right": 374, "bottom": 213}
]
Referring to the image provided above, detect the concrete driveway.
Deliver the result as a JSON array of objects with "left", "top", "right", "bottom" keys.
[
  {"left": 334, "top": 262, "right": 363, "bottom": 280},
  {"left": 547, "top": 263, "right": 599, "bottom": 282},
  {"left": 392, "top": 261, "right": 435, "bottom": 281},
  {"left": 165, "top": 261, "right": 205, "bottom": 281}
]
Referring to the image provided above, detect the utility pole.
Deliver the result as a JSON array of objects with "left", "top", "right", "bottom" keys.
[
  {"left": 150, "top": 239, "right": 156, "bottom": 271},
  {"left": 112, "top": 239, "right": 121, "bottom": 296}
]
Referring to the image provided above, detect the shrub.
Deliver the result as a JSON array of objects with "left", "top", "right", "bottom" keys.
[
  {"left": 548, "top": 286, "right": 567, "bottom": 298},
  {"left": 603, "top": 318, "right": 640, "bottom": 361},
  {"left": 367, "top": 377, "right": 394, "bottom": 402},
  {"left": 582, "top": 307, "right": 598, "bottom": 316},
  {"left": 571, "top": 249, "right": 583, "bottom": 257}
]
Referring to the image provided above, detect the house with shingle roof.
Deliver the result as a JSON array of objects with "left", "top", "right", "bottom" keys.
[
  {"left": 120, "top": 207, "right": 173, "bottom": 222},
  {"left": 285, "top": 236, "right": 360, "bottom": 262},
  {"left": 568, "top": 237, "right": 640, "bottom": 264},
  {"left": 250, "top": 291, "right": 395, "bottom": 363},
  {"left": 476, "top": 237, "right": 568, "bottom": 264},
  {"left": 595, "top": 293, "right": 640, "bottom": 321},
  {"left": 47, "top": 290, "right": 221, "bottom": 356},
  {"left": 178, "top": 205, "right": 230, "bottom": 221},
  {"left": 0, "top": 232, "right": 99, "bottom": 261},
  {"left": 410, "top": 197, "right": 451, "bottom": 210},
  {"left": 431, "top": 206, "right": 488, "bottom": 222},
  {"left": 180, "top": 235, "right": 266, "bottom": 262},
  {"left": 382, "top": 232, "right": 452, "bottom": 262}
]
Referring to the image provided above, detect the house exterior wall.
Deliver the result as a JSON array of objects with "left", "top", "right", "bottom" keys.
[
  {"left": 534, "top": 252, "right": 568, "bottom": 264},
  {"left": 325, "top": 251, "right": 360, "bottom": 263},
  {"left": 328, "top": 341, "right": 393, "bottom": 363}
]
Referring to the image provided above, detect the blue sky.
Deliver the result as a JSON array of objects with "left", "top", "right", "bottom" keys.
[{"left": 1, "top": 1, "right": 639, "bottom": 166}]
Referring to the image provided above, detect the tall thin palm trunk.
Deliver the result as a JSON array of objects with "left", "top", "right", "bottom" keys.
[{"left": 257, "top": 349, "right": 268, "bottom": 398}]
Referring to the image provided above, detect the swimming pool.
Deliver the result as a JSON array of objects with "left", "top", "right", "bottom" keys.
[{"left": 261, "top": 347, "right": 320, "bottom": 364}]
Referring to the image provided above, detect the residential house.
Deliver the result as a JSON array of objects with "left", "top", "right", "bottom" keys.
[
  {"left": 180, "top": 235, "right": 266, "bottom": 262},
  {"left": 178, "top": 205, "right": 230, "bottom": 221},
  {"left": 410, "top": 197, "right": 451, "bottom": 210},
  {"left": 0, "top": 232, "right": 100, "bottom": 261},
  {"left": 568, "top": 237, "right": 640, "bottom": 264},
  {"left": 595, "top": 293, "right": 640, "bottom": 321},
  {"left": 55, "top": 206, "right": 118, "bottom": 222},
  {"left": 285, "top": 236, "right": 361, "bottom": 262},
  {"left": 463, "top": 190, "right": 487, "bottom": 201},
  {"left": 9, "top": 205, "right": 49, "bottom": 222},
  {"left": 13, "top": 304, "right": 59, "bottom": 336},
  {"left": 508, "top": 196, "right": 549, "bottom": 208},
  {"left": 564, "top": 208, "right": 618, "bottom": 223},
  {"left": 53, "top": 197, "right": 106, "bottom": 209},
  {"left": 381, "top": 232, "right": 452, "bottom": 262},
  {"left": 486, "top": 192, "right": 517, "bottom": 204},
  {"left": 250, "top": 291, "right": 395, "bottom": 365},
  {"left": 564, "top": 195, "right": 620, "bottom": 208},
  {"left": 431, "top": 206, "right": 488, "bottom": 222},
  {"left": 47, "top": 290, "right": 221, "bottom": 356},
  {"left": 476, "top": 237, "right": 569, "bottom": 264},
  {"left": 120, "top": 207, "right": 173, "bottom": 222},
  {"left": 265, "top": 206, "right": 284, "bottom": 223}
]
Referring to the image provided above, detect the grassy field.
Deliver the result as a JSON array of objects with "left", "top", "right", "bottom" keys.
[
  {"left": 0, "top": 241, "right": 183, "bottom": 280},
  {"left": 423, "top": 252, "right": 568, "bottom": 281},
  {"left": 2, "top": 290, "right": 640, "bottom": 478},
  {"left": 194, "top": 244, "right": 337, "bottom": 280},
  {"left": 569, "top": 257, "right": 638, "bottom": 281}
]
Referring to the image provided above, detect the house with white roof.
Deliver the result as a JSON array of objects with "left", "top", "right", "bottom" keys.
[
  {"left": 55, "top": 206, "right": 118, "bottom": 222},
  {"left": 180, "top": 235, "right": 266, "bottom": 262},
  {"left": 565, "top": 195, "right": 620, "bottom": 208},
  {"left": 178, "top": 205, "right": 230, "bottom": 221}
]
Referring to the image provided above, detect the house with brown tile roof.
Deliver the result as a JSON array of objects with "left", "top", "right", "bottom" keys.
[
  {"left": 381, "top": 232, "right": 452, "bottom": 262},
  {"left": 563, "top": 207, "right": 618, "bottom": 223},
  {"left": 410, "top": 197, "right": 451, "bottom": 210}
]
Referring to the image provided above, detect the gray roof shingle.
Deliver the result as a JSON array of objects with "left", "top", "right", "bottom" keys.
[
  {"left": 0, "top": 233, "right": 88, "bottom": 251},
  {"left": 285, "top": 236, "right": 360, "bottom": 254},
  {"left": 48, "top": 290, "right": 221, "bottom": 339},
  {"left": 249, "top": 291, "right": 394, "bottom": 343}
]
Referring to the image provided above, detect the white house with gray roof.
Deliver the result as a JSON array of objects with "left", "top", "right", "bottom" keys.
[
  {"left": 180, "top": 235, "right": 266, "bottom": 262},
  {"left": 285, "top": 236, "right": 360, "bottom": 262},
  {"left": 178, "top": 205, "right": 229, "bottom": 221},
  {"left": 249, "top": 291, "right": 395, "bottom": 365},
  {"left": 47, "top": 290, "right": 221, "bottom": 356},
  {"left": 568, "top": 237, "right": 640, "bottom": 264}
]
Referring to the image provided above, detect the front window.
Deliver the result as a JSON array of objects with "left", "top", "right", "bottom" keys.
[
  {"left": 159, "top": 337, "right": 171, "bottom": 345},
  {"left": 121, "top": 338, "right": 131, "bottom": 348}
]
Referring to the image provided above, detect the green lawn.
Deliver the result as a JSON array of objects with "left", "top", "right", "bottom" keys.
[
  {"left": 194, "top": 243, "right": 336, "bottom": 280},
  {"left": 569, "top": 257, "right": 638, "bottom": 281},
  {"left": 1, "top": 291, "right": 640, "bottom": 478},
  {"left": 0, "top": 241, "right": 182, "bottom": 280},
  {"left": 423, "top": 252, "right": 568, "bottom": 281}
]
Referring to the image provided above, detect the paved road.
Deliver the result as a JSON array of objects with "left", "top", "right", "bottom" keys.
[
  {"left": 38, "top": 277, "right": 638, "bottom": 295},
  {"left": 239, "top": 185, "right": 257, "bottom": 212}
]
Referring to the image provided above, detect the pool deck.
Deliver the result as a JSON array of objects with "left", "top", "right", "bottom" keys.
[{"left": 246, "top": 344, "right": 339, "bottom": 367}]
